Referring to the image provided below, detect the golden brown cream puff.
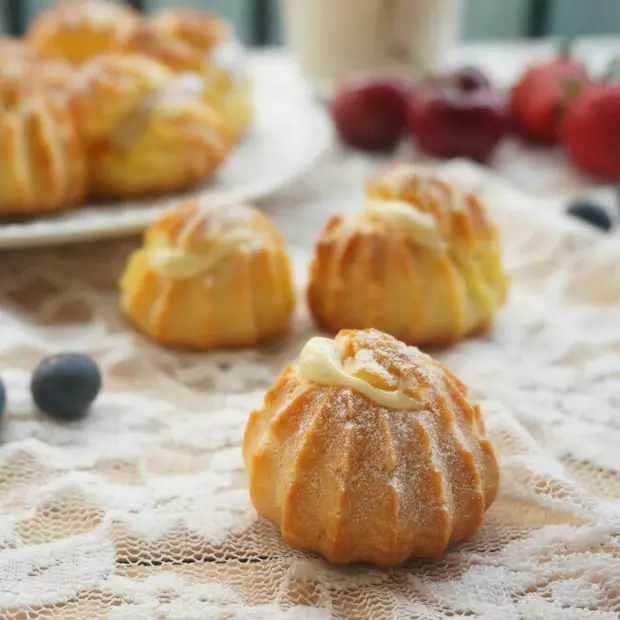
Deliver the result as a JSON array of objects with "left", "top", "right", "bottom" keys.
[
  {"left": 308, "top": 164, "right": 509, "bottom": 347},
  {"left": 244, "top": 328, "right": 499, "bottom": 566},
  {"left": 120, "top": 196, "right": 296, "bottom": 349}
]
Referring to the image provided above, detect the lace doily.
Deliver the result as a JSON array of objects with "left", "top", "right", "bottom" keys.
[{"left": 0, "top": 155, "right": 619, "bottom": 619}]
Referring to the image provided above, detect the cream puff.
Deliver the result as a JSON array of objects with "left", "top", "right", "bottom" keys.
[
  {"left": 244, "top": 328, "right": 499, "bottom": 566},
  {"left": 69, "top": 53, "right": 235, "bottom": 199},
  {"left": 114, "top": 7, "right": 252, "bottom": 140},
  {"left": 119, "top": 196, "right": 296, "bottom": 349},
  {"left": 0, "top": 68, "right": 87, "bottom": 217},
  {"left": 308, "top": 164, "right": 509, "bottom": 347}
]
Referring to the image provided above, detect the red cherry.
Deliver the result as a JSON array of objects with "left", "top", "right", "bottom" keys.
[
  {"left": 330, "top": 76, "right": 409, "bottom": 151},
  {"left": 407, "top": 83, "right": 508, "bottom": 163}
]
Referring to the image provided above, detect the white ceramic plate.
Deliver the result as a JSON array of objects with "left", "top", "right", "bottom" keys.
[{"left": 0, "top": 84, "right": 333, "bottom": 249}]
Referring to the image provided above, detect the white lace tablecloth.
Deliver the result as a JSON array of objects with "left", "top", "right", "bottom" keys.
[{"left": 1, "top": 50, "right": 620, "bottom": 620}]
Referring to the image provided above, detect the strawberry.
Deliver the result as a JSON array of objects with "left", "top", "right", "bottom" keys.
[
  {"left": 330, "top": 76, "right": 409, "bottom": 151},
  {"left": 509, "top": 53, "right": 590, "bottom": 143},
  {"left": 561, "top": 82, "right": 620, "bottom": 180}
]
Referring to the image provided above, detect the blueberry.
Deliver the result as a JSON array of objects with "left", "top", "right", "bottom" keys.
[
  {"left": 566, "top": 200, "right": 613, "bottom": 232},
  {"left": 31, "top": 353, "right": 101, "bottom": 421}
]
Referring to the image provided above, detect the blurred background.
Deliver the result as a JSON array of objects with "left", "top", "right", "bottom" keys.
[{"left": 2, "top": 0, "right": 620, "bottom": 43}]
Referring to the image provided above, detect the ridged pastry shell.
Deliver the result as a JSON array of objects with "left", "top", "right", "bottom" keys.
[
  {"left": 243, "top": 328, "right": 499, "bottom": 566},
  {"left": 29, "top": 57, "right": 75, "bottom": 95},
  {"left": 0, "top": 39, "right": 74, "bottom": 96},
  {"left": 69, "top": 54, "right": 235, "bottom": 199},
  {"left": 0, "top": 70, "right": 87, "bottom": 217},
  {"left": 308, "top": 164, "right": 509, "bottom": 347},
  {"left": 119, "top": 197, "right": 296, "bottom": 349},
  {"left": 115, "top": 8, "right": 229, "bottom": 73},
  {"left": 0, "top": 36, "right": 42, "bottom": 64},
  {"left": 27, "top": 0, "right": 139, "bottom": 65},
  {"left": 114, "top": 8, "right": 252, "bottom": 140}
]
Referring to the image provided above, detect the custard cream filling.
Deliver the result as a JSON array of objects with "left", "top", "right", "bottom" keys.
[
  {"left": 363, "top": 199, "right": 446, "bottom": 251},
  {"left": 153, "top": 72, "right": 206, "bottom": 106},
  {"left": 148, "top": 228, "right": 269, "bottom": 279},
  {"left": 108, "top": 73, "right": 206, "bottom": 150},
  {"left": 298, "top": 337, "right": 422, "bottom": 410},
  {"left": 207, "top": 38, "right": 248, "bottom": 87}
]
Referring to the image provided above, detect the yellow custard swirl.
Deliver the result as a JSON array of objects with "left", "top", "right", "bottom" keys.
[
  {"left": 148, "top": 228, "right": 269, "bottom": 279},
  {"left": 363, "top": 199, "right": 446, "bottom": 251},
  {"left": 298, "top": 337, "right": 422, "bottom": 410},
  {"left": 108, "top": 72, "right": 206, "bottom": 150}
]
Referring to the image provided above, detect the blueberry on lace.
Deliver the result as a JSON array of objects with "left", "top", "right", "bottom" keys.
[{"left": 31, "top": 353, "right": 102, "bottom": 421}]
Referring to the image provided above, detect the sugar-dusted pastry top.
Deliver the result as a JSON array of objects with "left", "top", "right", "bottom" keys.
[
  {"left": 68, "top": 52, "right": 235, "bottom": 199},
  {"left": 0, "top": 67, "right": 75, "bottom": 136},
  {"left": 27, "top": 0, "right": 140, "bottom": 65},
  {"left": 115, "top": 8, "right": 231, "bottom": 74},
  {"left": 30, "top": 57, "right": 75, "bottom": 95},
  {"left": 149, "top": 8, "right": 230, "bottom": 52},
  {"left": 299, "top": 329, "right": 455, "bottom": 410},
  {"left": 0, "top": 37, "right": 74, "bottom": 95},
  {"left": 0, "top": 36, "right": 40, "bottom": 64},
  {"left": 364, "top": 163, "right": 498, "bottom": 249},
  {"left": 69, "top": 54, "right": 172, "bottom": 142},
  {"left": 142, "top": 197, "right": 284, "bottom": 279},
  {"left": 299, "top": 337, "right": 422, "bottom": 409},
  {"left": 70, "top": 53, "right": 232, "bottom": 151},
  {"left": 31, "top": 0, "right": 139, "bottom": 29},
  {"left": 114, "top": 7, "right": 249, "bottom": 103},
  {"left": 206, "top": 37, "right": 248, "bottom": 89}
]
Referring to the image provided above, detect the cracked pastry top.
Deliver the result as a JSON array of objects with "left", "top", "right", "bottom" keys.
[
  {"left": 0, "top": 36, "right": 74, "bottom": 95},
  {"left": 68, "top": 53, "right": 235, "bottom": 199},
  {"left": 27, "top": 0, "right": 140, "bottom": 66},
  {"left": 243, "top": 328, "right": 499, "bottom": 567}
]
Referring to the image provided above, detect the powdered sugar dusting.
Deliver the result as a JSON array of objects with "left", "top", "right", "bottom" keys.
[
  {"left": 377, "top": 163, "right": 469, "bottom": 213},
  {"left": 209, "top": 37, "right": 248, "bottom": 87},
  {"left": 187, "top": 197, "right": 258, "bottom": 241},
  {"left": 338, "top": 328, "right": 452, "bottom": 403}
]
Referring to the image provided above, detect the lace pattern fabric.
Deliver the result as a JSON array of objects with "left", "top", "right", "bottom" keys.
[{"left": 0, "top": 156, "right": 619, "bottom": 619}]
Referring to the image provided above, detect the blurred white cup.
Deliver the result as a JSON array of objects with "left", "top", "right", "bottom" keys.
[{"left": 280, "top": 0, "right": 464, "bottom": 98}]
